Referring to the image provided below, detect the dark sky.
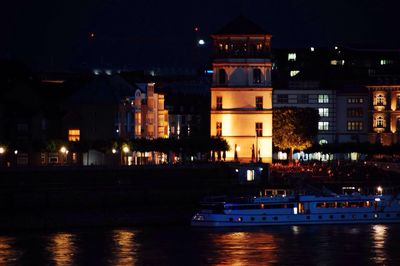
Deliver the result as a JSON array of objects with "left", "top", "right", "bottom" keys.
[{"left": 2, "top": 0, "right": 400, "bottom": 71}]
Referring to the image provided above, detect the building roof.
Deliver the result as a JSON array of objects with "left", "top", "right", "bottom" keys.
[
  {"left": 213, "top": 16, "right": 270, "bottom": 36},
  {"left": 67, "top": 75, "right": 138, "bottom": 104}
]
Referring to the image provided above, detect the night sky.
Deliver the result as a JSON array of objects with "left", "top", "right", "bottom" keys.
[{"left": 2, "top": 0, "right": 400, "bottom": 71}]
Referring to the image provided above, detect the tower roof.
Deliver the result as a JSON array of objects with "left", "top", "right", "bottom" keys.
[{"left": 213, "top": 16, "right": 270, "bottom": 36}]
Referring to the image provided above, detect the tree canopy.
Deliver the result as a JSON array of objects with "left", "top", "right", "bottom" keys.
[{"left": 273, "top": 107, "right": 319, "bottom": 160}]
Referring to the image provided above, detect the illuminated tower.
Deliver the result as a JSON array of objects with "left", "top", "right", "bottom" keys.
[{"left": 210, "top": 17, "right": 273, "bottom": 163}]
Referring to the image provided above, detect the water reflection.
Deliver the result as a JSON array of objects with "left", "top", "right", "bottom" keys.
[
  {"left": 109, "top": 230, "right": 137, "bottom": 266},
  {"left": 47, "top": 233, "right": 77, "bottom": 266},
  {"left": 208, "top": 231, "right": 278, "bottom": 265},
  {"left": 371, "top": 224, "right": 388, "bottom": 265},
  {"left": 0, "top": 236, "right": 17, "bottom": 265}
]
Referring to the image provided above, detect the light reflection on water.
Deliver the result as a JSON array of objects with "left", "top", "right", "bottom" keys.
[
  {"left": 109, "top": 230, "right": 137, "bottom": 266},
  {"left": 47, "top": 233, "right": 77, "bottom": 266},
  {"left": 371, "top": 224, "right": 388, "bottom": 265},
  {"left": 207, "top": 231, "right": 278, "bottom": 265},
  {"left": 0, "top": 224, "right": 399, "bottom": 265}
]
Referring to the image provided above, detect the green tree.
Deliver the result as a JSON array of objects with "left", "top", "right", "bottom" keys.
[{"left": 273, "top": 107, "right": 319, "bottom": 161}]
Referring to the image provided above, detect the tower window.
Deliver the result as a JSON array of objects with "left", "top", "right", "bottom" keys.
[
  {"left": 256, "top": 123, "right": 263, "bottom": 137},
  {"left": 68, "top": 129, "right": 80, "bottom": 142},
  {"left": 216, "top": 96, "right": 223, "bottom": 110},
  {"left": 216, "top": 122, "right": 222, "bottom": 136},
  {"left": 219, "top": 69, "right": 226, "bottom": 84},
  {"left": 256, "top": 97, "right": 263, "bottom": 110},
  {"left": 253, "top": 68, "right": 262, "bottom": 84}
]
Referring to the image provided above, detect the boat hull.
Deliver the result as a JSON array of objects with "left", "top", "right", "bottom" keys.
[{"left": 191, "top": 212, "right": 400, "bottom": 227}]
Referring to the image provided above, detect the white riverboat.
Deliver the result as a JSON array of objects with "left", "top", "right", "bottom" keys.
[{"left": 191, "top": 190, "right": 400, "bottom": 227}]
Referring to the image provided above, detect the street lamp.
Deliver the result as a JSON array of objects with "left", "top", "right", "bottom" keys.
[
  {"left": 60, "top": 146, "right": 68, "bottom": 164},
  {"left": 377, "top": 186, "right": 383, "bottom": 195},
  {"left": 121, "top": 145, "right": 130, "bottom": 165},
  {"left": 0, "top": 146, "right": 5, "bottom": 167}
]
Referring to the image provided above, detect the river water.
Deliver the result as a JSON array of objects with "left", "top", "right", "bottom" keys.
[{"left": 0, "top": 224, "right": 399, "bottom": 265}]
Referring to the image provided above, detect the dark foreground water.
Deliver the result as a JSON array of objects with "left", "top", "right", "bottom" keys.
[{"left": 1, "top": 224, "right": 399, "bottom": 265}]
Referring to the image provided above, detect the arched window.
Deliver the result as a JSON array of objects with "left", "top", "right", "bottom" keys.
[
  {"left": 376, "top": 94, "right": 385, "bottom": 105},
  {"left": 319, "top": 139, "right": 328, "bottom": 145},
  {"left": 253, "top": 68, "right": 262, "bottom": 84},
  {"left": 376, "top": 116, "right": 384, "bottom": 128},
  {"left": 219, "top": 69, "right": 226, "bottom": 84}
]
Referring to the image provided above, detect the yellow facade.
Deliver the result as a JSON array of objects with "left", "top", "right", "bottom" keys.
[{"left": 210, "top": 29, "right": 273, "bottom": 163}]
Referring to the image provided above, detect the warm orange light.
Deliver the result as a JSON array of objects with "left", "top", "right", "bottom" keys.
[{"left": 68, "top": 129, "right": 80, "bottom": 142}]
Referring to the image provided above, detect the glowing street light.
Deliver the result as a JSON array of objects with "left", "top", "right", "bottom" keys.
[
  {"left": 377, "top": 186, "right": 383, "bottom": 195},
  {"left": 0, "top": 147, "right": 5, "bottom": 154},
  {"left": 123, "top": 146, "right": 130, "bottom": 153},
  {"left": 14, "top": 150, "right": 18, "bottom": 155},
  {"left": 60, "top": 146, "right": 67, "bottom": 154},
  {"left": 112, "top": 148, "right": 117, "bottom": 154},
  {"left": 198, "top": 39, "right": 205, "bottom": 46}
]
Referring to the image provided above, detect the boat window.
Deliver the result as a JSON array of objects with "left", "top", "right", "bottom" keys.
[
  {"left": 363, "top": 214, "right": 368, "bottom": 218},
  {"left": 316, "top": 201, "right": 372, "bottom": 208},
  {"left": 262, "top": 217, "right": 266, "bottom": 221},
  {"left": 251, "top": 217, "right": 255, "bottom": 221},
  {"left": 273, "top": 217, "right": 278, "bottom": 220},
  {"left": 386, "top": 214, "right": 391, "bottom": 218},
  {"left": 341, "top": 215, "right": 345, "bottom": 219},
  {"left": 306, "top": 216, "right": 310, "bottom": 220},
  {"left": 329, "top": 215, "right": 334, "bottom": 219},
  {"left": 229, "top": 218, "right": 233, "bottom": 222},
  {"left": 318, "top": 216, "right": 322, "bottom": 219},
  {"left": 229, "top": 203, "right": 294, "bottom": 210}
]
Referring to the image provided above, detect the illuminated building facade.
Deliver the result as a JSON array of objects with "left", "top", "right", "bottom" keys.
[
  {"left": 368, "top": 85, "right": 400, "bottom": 145},
  {"left": 210, "top": 17, "right": 273, "bottom": 163}
]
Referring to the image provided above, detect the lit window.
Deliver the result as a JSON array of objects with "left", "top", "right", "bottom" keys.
[
  {"left": 216, "top": 96, "right": 222, "bottom": 110},
  {"left": 288, "top": 53, "right": 296, "bottom": 61},
  {"left": 319, "top": 139, "right": 328, "bottom": 145},
  {"left": 256, "top": 96, "right": 263, "bottom": 110},
  {"left": 253, "top": 68, "right": 262, "bottom": 83},
  {"left": 256, "top": 122, "right": 263, "bottom": 137},
  {"left": 318, "top": 122, "right": 329, "bottom": 131},
  {"left": 247, "top": 170, "right": 255, "bottom": 181},
  {"left": 68, "top": 129, "right": 80, "bottom": 142},
  {"left": 376, "top": 117, "right": 384, "bottom": 128},
  {"left": 376, "top": 94, "right": 385, "bottom": 105},
  {"left": 347, "top": 121, "right": 363, "bottom": 131},
  {"left": 318, "top": 95, "right": 329, "bottom": 103},
  {"left": 330, "top": 60, "right": 345, "bottom": 66},
  {"left": 216, "top": 122, "right": 222, "bottom": 136},
  {"left": 318, "top": 108, "right": 329, "bottom": 117},
  {"left": 290, "top": 70, "right": 300, "bottom": 77},
  {"left": 380, "top": 59, "right": 392, "bottom": 65}
]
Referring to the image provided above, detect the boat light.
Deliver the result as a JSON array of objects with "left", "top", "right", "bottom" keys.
[
  {"left": 235, "top": 169, "right": 239, "bottom": 173},
  {"left": 293, "top": 207, "right": 298, "bottom": 215},
  {"left": 374, "top": 198, "right": 381, "bottom": 202}
]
